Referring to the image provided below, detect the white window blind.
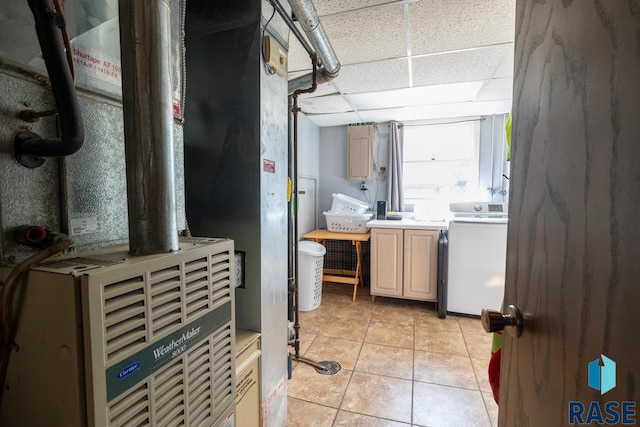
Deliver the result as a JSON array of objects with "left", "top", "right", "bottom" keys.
[{"left": 403, "top": 121, "right": 480, "bottom": 207}]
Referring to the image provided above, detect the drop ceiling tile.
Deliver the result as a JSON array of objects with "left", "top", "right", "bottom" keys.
[
  {"left": 357, "top": 99, "right": 512, "bottom": 123},
  {"left": 298, "top": 94, "right": 354, "bottom": 114},
  {"left": 321, "top": 6, "right": 406, "bottom": 65},
  {"left": 287, "top": 23, "right": 315, "bottom": 73},
  {"left": 334, "top": 58, "right": 410, "bottom": 94},
  {"left": 476, "top": 78, "right": 513, "bottom": 101},
  {"left": 304, "top": 111, "right": 362, "bottom": 127},
  {"left": 312, "top": 0, "right": 394, "bottom": 17},
  {"left": 409, "top": 0, "right": 516, "bottom": 55},
  {"left": 346, "top": 81, "right": 484, "bottom": 110},
  {"left": 493, "top": 44, "right": 514, "bottom": 78},
  {"left": 411, "top": 44, "right": 510, "bottom": 87}
]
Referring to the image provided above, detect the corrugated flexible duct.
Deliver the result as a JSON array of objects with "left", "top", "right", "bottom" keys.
[
  {"left": 118, "top": 0, "right": 179, "bottom": 255},
  {"left": 287, "top": 0, "right": 340, "bottom": 93}
]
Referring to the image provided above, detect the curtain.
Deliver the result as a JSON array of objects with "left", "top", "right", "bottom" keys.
[{"left": 387, "top": 121, "right": 405, "bottom": 211}]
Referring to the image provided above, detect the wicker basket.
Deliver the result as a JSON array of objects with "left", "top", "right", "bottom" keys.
[{"left": 323, "top": 211, "right": 372, "bottom": 233}]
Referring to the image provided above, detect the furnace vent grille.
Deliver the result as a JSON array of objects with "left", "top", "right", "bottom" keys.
[
  {"left": 153, "top": 358, "right": 185, "bottom": 425},
  {"left": 106, "top": 321, "right": 234, "bottom": 427},
  {"left": 107, "top": 382, "right": 150, "bottom": 426},
  {"left": 211, "top": 324, "right": 234, "bottom": 409},
  {"left": 83, "top": 239, "right": 235, "bottom": 427},
  {"left": 150, "top": 265, "right": 183, "bottom": 339},
  {"left": 98, "top": 248, "right": 233, "bottom": 364},
  {"left": 185, "top": 257, "right": 210, "bottom": 321},
  {"left": 104, "top": 276, "right": 147, "bottom": 361}
]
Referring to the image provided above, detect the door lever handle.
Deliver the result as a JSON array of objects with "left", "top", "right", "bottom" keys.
[{"left": 481, "top": 304, "right": 523, "bottom": 338}]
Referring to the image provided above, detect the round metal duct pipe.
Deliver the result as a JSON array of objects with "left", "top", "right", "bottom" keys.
[
  {"left": 118, "top": 0, "right": 179, "bottom": 255},
  {"left": 287, "top": 0, "right": 340, "bottom": 93}
]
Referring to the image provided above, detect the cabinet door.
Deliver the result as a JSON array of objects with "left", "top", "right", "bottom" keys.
[
  {"left": 347, "top": 125, "right": 373, "bottom": 181},
  {"left": 403, "top": 229, "right": 438, "bottom": 301},
  {"left": 370, "top": 228, "right": 403, "bottom": 297}
]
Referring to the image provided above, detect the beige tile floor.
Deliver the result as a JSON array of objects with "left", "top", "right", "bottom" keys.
[{"left": 287, "top": 283, "right": 499, "bottom": 427}]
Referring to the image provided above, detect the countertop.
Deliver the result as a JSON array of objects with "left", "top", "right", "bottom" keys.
[{"left": 367, "top": 218, "right": 449, "bottom": 230}]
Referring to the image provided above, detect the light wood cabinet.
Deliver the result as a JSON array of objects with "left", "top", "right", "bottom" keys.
[
  {"left": 370, "top": 228, "right": 438, "bottom": 301},
  {"left": 347, "top": 125, "right": 374, "bottom": 181}
]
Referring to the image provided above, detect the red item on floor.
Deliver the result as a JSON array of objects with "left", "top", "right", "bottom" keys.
[{"left": 488, "top": 345, "right": 501, "bottom": 404}]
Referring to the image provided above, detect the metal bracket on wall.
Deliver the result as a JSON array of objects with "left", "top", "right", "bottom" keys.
[{"left": 14, "top": 131, "right": 45, "bottom": 168}]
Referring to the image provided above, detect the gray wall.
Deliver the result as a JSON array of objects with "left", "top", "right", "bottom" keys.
[{"left": 317, "top": 124, "right": 387, "bottom": 227}]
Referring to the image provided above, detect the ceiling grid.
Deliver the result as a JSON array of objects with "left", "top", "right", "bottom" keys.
[{"left": 287, "top": 0, "right": 516, "bottom": 126}]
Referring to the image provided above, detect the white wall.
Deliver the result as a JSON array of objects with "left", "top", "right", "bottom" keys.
[
  {"left": 297, "top": 114, "right": 320, "bottom": 177},
  {"left": 296, "top": 114, "right": 320, "bottom": 234}
]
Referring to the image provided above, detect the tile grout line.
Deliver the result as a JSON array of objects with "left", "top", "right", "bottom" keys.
[
  {"left": 329, "top": 300, "right": 371, "bottom": 427},
  {"left": 461, "top": 319, "right": 496, "bottom": 427}
]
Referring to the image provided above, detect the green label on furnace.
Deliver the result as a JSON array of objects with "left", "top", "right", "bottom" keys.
[{"left": 105, "top": 302, "right": 231, "bottom": 402}]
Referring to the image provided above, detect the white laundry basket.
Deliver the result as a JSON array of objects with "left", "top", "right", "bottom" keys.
[{"left": 298, "top": 241, "right": 326, "bottom": 311}]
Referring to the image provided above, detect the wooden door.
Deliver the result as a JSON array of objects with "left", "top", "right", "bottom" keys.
[
  {"left": 370, "top": 228, "right": 403, "bottom": 297},
  {"left": 403, "top": 229, "right": 438, "bottom": 301},
  {"left": 499, "top": 1, "right": 640, "bottom": 425}
]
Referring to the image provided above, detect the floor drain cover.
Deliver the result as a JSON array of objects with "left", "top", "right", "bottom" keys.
[{"left": 314, "top": 361, "right": 341, "bottom": 375}]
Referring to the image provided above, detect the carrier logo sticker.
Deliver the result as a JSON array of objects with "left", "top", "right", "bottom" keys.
[{"left": 116, "top": 362, "right": 141, "bottom": 379}]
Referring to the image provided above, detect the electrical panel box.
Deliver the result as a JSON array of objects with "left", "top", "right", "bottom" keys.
[
  {"left": 264, "top": 35, "right": 287, "bottom": 77},
  {"left": 348, "top": 125, "right": 374, "bottom": 181}
]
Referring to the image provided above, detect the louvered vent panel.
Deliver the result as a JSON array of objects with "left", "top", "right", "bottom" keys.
[
  {"left": 103, "top": 276, "right": 147, "bottom": 361},
  {"left": 90, "top": 240, "right": 234, "bottom": 426},
  {"left": 150, "top": 265, "right": 183, "bottom": 338},
  {"left": 186, "top": 340, "right": 213, "bottom": 425},
  {"left": 108, "top": 382, "right": 151, "bottom": 427},
  {"left": 211, "top": 323, "right": 234, "bottom": 418},
  {"left": 210, "top": 252, "right": 231, "bottom": 309},
  {"left": 152, "top": 359, "right": 186, "bottom": 426},
  {"left": 184, "top": 257, "right": 210, "bottom": 321}
]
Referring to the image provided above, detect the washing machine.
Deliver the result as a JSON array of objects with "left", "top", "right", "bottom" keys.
[{"left": 446, "top": 202, "right": 508, "bottom": 317}]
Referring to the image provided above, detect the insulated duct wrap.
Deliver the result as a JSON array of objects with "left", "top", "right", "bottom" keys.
[{"left": 287, "top": 0, "right": 340, "bottom": 93}]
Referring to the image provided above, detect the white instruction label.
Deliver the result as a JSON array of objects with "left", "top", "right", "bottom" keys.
[{"left": 70, "top": 216, "right": 103, "bottom": 236}]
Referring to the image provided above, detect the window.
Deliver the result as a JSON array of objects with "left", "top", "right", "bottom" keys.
[{"left": 403, "top": 121, "right": 480, "bottom": 208}]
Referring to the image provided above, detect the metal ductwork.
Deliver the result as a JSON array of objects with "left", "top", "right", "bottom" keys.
[
  {"left": 286, "top": 0, "right": 340, "bottom": 93},
  {"left": 118, "top": 0, "right": 179, "bottom": 255}
]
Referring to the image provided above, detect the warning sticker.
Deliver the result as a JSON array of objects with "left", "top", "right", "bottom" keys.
[{"left": 73, "top": 44, "right": 121, "bottom": 87}]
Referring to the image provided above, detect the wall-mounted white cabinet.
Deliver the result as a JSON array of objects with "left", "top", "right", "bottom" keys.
[
  {"left": 347, "top": 125, "right": 374, "bottom": 181},
  {"left": 370, "top": 228, "right": 438, "bottom": 301}
]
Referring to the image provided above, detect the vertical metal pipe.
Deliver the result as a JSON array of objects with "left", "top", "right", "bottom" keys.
[
  {"left": 292, "top": 93, "right": 301, "bottom": 358},
  {"left": 291, "top": 63, "right": 316, "bottom": 359},
  {"left": 118, "top": 0, "right": 179, "bottom": 255}
]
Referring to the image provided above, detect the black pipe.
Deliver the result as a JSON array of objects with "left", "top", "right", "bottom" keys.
[
  {"left": 291, "top": 61, "right": 317, "bottom": 360},
  {"left": 16, "top": 0, "right": 84, "bottom": 157},
  {"left": 288, "top": 94, "right": 295, "bottom": 324}
]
